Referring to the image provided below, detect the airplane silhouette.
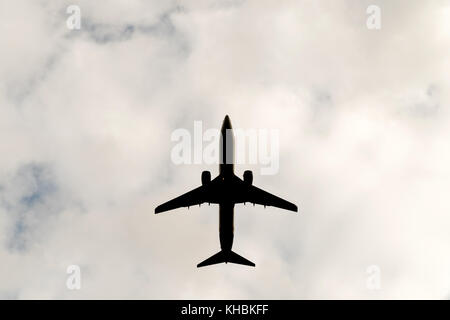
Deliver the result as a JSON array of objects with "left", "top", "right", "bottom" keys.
[{"left": 155, "top": 115, "right": 298, "bottom": 267}]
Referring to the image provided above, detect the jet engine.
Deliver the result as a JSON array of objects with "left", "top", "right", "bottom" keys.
[
  {"left": 202, "top": 171, "right": 211, "bottom": 185},
  {"left": 243, "top": 170, "right": 253, "bottom": 185}
]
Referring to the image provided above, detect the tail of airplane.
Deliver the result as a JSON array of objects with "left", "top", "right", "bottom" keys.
[{"left": 197, "top": 250, "right": 255, "bottom": 268}]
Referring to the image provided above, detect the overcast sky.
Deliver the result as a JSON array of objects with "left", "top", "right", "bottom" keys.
[{"left": 1, "top": 0, "right": 450, "bottom": 299}]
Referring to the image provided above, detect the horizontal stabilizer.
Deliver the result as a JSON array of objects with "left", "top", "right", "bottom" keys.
[
  {"left": 227, "top": 251, "right": 255, "bottom": 267},
  {"left": 197, "top": 250, "right": 255, "bottom": 268}
]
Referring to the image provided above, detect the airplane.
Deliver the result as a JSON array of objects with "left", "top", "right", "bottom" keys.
[{"left": 155, "top": 115, "right": 298, "bottom": 267}]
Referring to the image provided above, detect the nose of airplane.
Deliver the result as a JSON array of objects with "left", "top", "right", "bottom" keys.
[{"left": 222, "top": 115, "right": 232, "bottom": 129}]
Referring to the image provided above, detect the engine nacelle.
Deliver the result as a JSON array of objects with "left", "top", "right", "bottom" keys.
[
  {"left": 243, "top": 170, "right": 253, "bottom": 185},
  {"left": 201, "top": 171, "right": 211, "bottom": 185}
]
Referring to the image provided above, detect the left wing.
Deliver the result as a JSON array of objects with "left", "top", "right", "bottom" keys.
[
  {"left": 155, "top": 177, "right": 221, "bottom": 214},
  {"left": 155, "top": 186, "right": 206, "bottom": 214},
  {"left": 234, "top": 179, "right": 298, "bottom": 212}
]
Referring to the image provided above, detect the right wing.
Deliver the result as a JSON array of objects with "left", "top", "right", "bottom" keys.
[
  {"left": 245, "top": 185, "right": 298, "bottom": 212},
  {"left": 233, "top": 177, "right": 298, "bottom": 212}
]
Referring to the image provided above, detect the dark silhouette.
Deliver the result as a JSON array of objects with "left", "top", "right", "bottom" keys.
[{"left": 155, "top": 115, "right": 298, "bottom": 267}]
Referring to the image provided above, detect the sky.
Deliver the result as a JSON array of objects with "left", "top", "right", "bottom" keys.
[{"left": 1, "top": 0, "right": 450, "bottom": 299}]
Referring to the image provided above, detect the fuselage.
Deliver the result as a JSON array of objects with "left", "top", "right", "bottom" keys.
[{"left": 219, "top": 115, "right": 235, "bottom": 252}]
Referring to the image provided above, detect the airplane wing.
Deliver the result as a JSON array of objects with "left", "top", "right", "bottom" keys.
[
  {"left": 236, "top": 181, "right": 298, "bottom": 212},
  {"left": 155, "top": 177, "right": 221, "bottom": 214},
  {"left": 155, "top": 186, "right": 206, "bottom": 214}
]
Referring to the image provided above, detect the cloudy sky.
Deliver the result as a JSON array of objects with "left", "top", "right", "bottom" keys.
[{"left": 1, "top": 0, "right": 450, "bottom": 299}]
